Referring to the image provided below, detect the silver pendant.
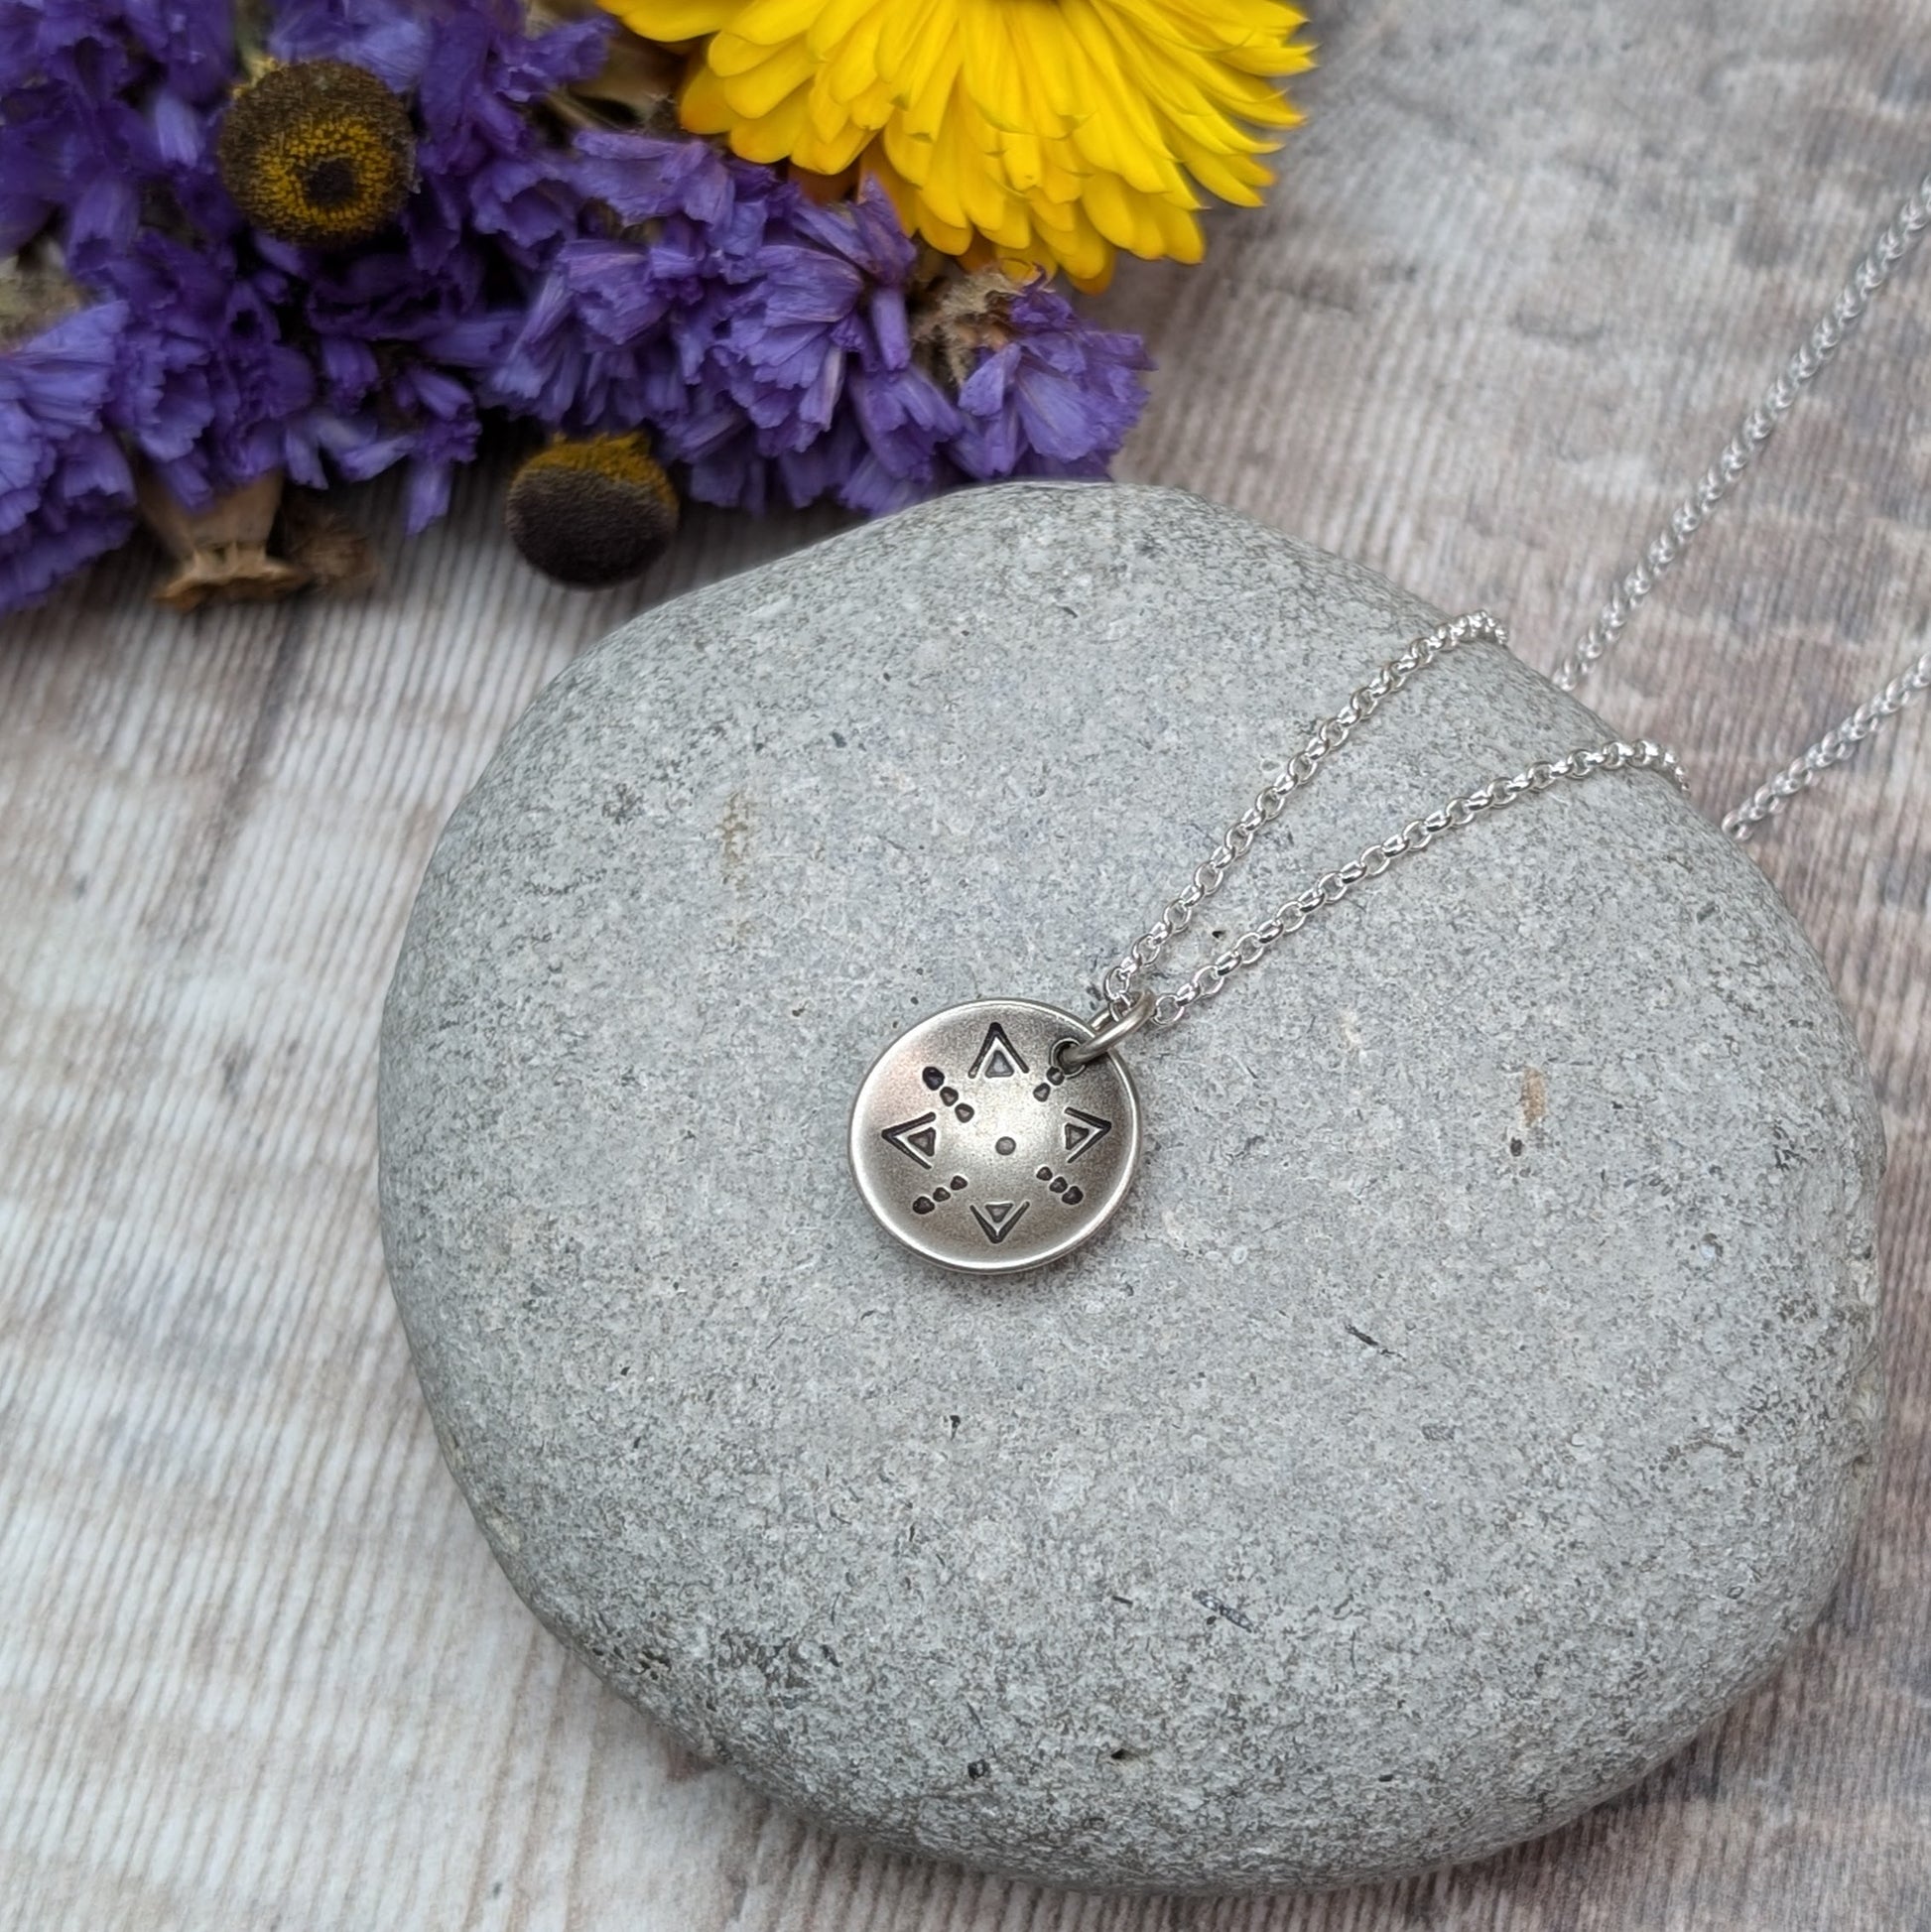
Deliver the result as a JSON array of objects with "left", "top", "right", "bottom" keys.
[{"left": 848, "top": 997, "right": 1144, "bottom": 1275}]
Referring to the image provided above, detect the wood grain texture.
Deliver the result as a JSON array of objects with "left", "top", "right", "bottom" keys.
[{"left": 3, "top": 1, "right": 1928, "bottom": 1925}]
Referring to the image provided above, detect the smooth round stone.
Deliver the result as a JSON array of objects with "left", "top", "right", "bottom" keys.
[{"left": 379, "top": 482, "right": 1884, "bottom": 1893}]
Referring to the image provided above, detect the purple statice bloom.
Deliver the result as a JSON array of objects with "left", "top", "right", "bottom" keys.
[
  {"left": 415, "top": 1, "right": 607, "bottom": 266},
  {"left": 93, "top": 230, "right": 318, "bottom": 507},
  {"left": 572, "top": 128, "right": 742, "bottom": 230},
  {"left": 948, "top": 279, "right": 1150, "bottom": 481},
  {"left": 0, "top": 7, "right": 141, "bottom": 256},
  {"left": 496, "top": 222, "right": 725, "bottom": 435},
  {"left": 491, "top": 257, "right": 657, "bottom": 433},
  {"left": 265, "top": 0, "right": 433, "bottom": 87},
  {"left": 265, "top": 223, "right": 519, "bottom": 530},
  {"left": 717, "top": 187, "right": 907, "bottom": 446},
  {"left": 121, "top": 0, "right": 235, "bottom": 98},
  {"left": 0, "top": 301, "right": 138, "bottom": 615},
  {"left": 710, "top": 185, "right": 959, "bottom": 511},
  {"left": 0, "top": 0, "right": 234, "bottom": 253},
  {"left": 320, "top": 338, "right": 493, "bottom": 529},
  {"left": 0, "top": 107, "right": 69, "bottom": 261},
  {"left": 494, "top": 132, "right": 780, "bottom": 437},
  {"left": 514, "top": 137, "right": 963, "bottom": 516},
  {"left": 838, "top": 361, "right": 966, "bottom": 513}
]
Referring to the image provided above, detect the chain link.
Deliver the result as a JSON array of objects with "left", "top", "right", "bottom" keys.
[{"left": 1098, "top": 613, "right": 1686, "bottom": 1027}]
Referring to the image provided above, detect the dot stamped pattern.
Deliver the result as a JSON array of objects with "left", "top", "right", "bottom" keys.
[{"left": 849, "top": 998, "right": 1142, "bottom": 1274}]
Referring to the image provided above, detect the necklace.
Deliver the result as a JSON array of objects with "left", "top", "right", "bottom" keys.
[{"left": 850, "top": 165, "right": 1931, "bottom": 1276}]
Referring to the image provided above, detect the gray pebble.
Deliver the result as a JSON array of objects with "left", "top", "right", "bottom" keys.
[{"left": 379, "top": 482, "right": 1883, "bottom": 1892}]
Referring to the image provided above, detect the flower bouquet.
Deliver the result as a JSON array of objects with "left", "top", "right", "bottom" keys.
[{"left": 0, "top": 0, "right": 1310, "bottom": 612}]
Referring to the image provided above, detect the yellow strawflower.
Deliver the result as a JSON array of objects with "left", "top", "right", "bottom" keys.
[{"left": 603, "top": 0, "right": 1312, "bottom": 289}]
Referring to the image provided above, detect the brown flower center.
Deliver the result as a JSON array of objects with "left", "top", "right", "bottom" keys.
[{"left": 217, "top": 60, "right": 416, "bottom": 249}]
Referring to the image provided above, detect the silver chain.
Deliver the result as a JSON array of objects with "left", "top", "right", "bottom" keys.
[
  {"left": 1555, "top": 165, "right": 1931, "bottom": 841},
  {"left": 1553, "top": 166, "right": 1931, "bottom": 697},
  {"left": 1097, "top": 163, "right": 1930, "bottom": 1027},
  {"left": 1722, "top": 642, "right": 1931, "bottom": 838},
  {"left": 1097, "top": 613, "right": 1684, "bottom": 1028}
]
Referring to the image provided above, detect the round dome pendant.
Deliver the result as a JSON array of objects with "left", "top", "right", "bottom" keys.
[{"left": 848, "top": 998, "right": 1142, "bottom": 1273}]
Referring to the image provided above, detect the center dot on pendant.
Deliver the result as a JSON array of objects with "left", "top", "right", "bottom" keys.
[{"left": 995, "top": 1136, "right": 1017, "bottom": 1156}]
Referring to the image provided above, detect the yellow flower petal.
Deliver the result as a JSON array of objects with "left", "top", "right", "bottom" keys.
[
  {"left": 678, "top": 60, "right": 736, "bottom": 132},
  {"left": 1147, "top": 193, "right": 1205, "bottom": 259},
  {"left": 727, "top": 83, "right": 813, "bottom": 160},
  {"left": 792, "top": 99, "right": 870, "bottom": 172},
  {"left": 723, "top": 0, "right": 842, "bottom": 47},
  {"left": 1167, "top": 133, "right": 1270, "bottom": 204},
  {"left": 803, "top": 0, "right": 886, "bottom": 57},
  {"left": 1078, "top": 168, "right": 1144, "bottom": 253},
  {"left": 608, "top": 0, "right": 737, "bottom": 41},
  {"left": 713, "top": 36, "right": 819, "bottom": 115},
  {"left": 824, "top": 10, "right": 888, "bottom": 101}
]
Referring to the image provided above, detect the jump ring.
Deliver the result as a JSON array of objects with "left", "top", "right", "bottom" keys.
[{"left": 1059, "top": 988, "right": 1156, "bottom": 1070}]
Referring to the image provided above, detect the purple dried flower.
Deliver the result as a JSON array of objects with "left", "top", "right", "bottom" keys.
[
  {"left": 506, "top": 128, "right": 1147, "bottom": 517},
  {"left": 0, "top": 0, "right": 235, "bottom": 252},
  {"left": 494, "top": 132, "right": 785, "bottom": 437},
  {"left": 508, "top": 143, "right": 966, "bottom": 514},
  {"left": 840, "top": 363, "right": 966, "bottom": 512},
  {"left": 122, "top": 0, "right": 235, "bottom": 98},
  {"left": 572, "top": 127, "right": 739, "bottom": 228},
  {"left": 490, "top": 259, "right": 650, "bottom": 431},
  {"left": 92, "top": 231, "right": 318, "bottom": 506},
  {"left": 719, "top": 189, "right": 913, "bottom": 446},
  {"left": 419, "top": 5, "right": 607, "bottom": 263},
  {"left": 948, "top": 279, "right": 1150, "bottom": 481},
  {"left": 4, "top": 1, "right": 324, "bottom": 514},
  {"left": 705, "top": 186, "right": 960, "bottom": 510},
  {"left": 267, "top": 0, "right": 436, "bottom": 90},
  {"left": 0, "top": 301, "right": 137, "bottom": 615}
]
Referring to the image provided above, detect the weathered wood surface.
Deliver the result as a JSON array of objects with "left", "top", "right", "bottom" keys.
[{"left": 3, "top": 1, "right": 1928, "bottom": 1925}]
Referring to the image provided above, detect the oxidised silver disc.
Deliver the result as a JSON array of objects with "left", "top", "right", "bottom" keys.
[{"left": 848, "top": 998, "right": 1141, "bottom": 1275}]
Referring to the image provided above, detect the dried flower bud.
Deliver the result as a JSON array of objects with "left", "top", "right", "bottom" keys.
[
  {"left": 506, "top": 435, "right": 680, "bottom": 587},
  {"left": 912, "top": 264, "right": 1025, "bottom": 388},
  {"left": 136, "top": 469, "right": 310, "bottom": 611},
  {"left": 218, "top": 60, "right": 415, "bottom": 248},
  {"left": 0, "top": 256, "right": 85, "bottom": 352},
  {"left": 278, "top": 488, "right": 378, "bottom": 596}
]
